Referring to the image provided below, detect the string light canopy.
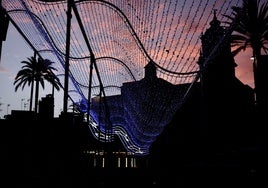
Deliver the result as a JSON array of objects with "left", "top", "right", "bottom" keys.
[{"left": 1, "top": 0, "right": 241, "bottom": 155}]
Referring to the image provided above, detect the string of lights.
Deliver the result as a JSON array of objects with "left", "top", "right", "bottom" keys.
[{"left": 2, "top": 0, "right": 242, "bottom": 155}]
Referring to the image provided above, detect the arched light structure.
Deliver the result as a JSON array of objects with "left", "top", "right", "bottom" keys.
[{"left": 1, "top": 0, "right": 241, "bottom": 155}]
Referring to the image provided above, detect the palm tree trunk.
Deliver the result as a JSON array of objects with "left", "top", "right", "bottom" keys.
[
  {"left": 253, "top": 48, "right": 262, "bottom": 107},
  {"left": 52, "top": 84, "right": 55, "bottom": 97},
  {"left": 34, "top": 80, "right": 39, "bottom": 113},
  {"left": 29, "top": 81, "right": 34, "bottom": 111},
  {"left": 32, "top": 51, "right": 37, "bottom": 112}
]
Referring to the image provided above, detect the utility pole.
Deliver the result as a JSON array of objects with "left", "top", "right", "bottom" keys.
[
  {"left": 63, "top": 0, "right": 72, "bottom": 114},
  {"left": 6, "top": 103, "right": 10, "bottom": 115}
]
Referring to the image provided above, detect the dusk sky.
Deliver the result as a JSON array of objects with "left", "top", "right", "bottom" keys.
[
  {"left": 0, "top": 24, "right": 64, "bottom": 118},
  {"left": 0, "top": 22, "right": 254, "bottom": 119},
  {"left": 0, "top": 0, "right": 255, "bottom": 119}
]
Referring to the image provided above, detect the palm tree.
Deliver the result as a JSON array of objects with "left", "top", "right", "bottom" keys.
[
  {"left": 226, "top": 0, "right": 268, "bottom": 106},
  {"left": 224, "top": 0, "right": 268, "bottom": 101},
  {"left": 14, "top": 56, "right": 36, "bottom": 111},
  {"left": 14, "top": 56, "right": 61, "bottom": 113}
]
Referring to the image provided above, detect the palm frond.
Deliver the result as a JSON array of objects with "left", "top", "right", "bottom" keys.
[{"left": 224, "top": 0, "right": 268, "bottom": 57}]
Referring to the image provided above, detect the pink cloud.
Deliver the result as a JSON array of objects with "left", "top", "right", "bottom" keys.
[{"left": 0, "top": 65, "right": 9, "bottom": 73}]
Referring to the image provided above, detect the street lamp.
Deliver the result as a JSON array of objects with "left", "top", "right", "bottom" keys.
[
  {"left": 7, "top": 104, "right": 10, "bottom": 115},
  {"left": 250, "top": 56, "right": 255, "bottom": 61},
  {"left": 0, "top": 97, "right": 3, "bottom": 118},
  {"left": 0, "top": 102, "right": 2, "bottom": 115},
  {"left": 24, "top": 99, "right": 30, "bottom": 110},
  {"left": 21, "top": 98, "right": 25, "bottom": 110}
]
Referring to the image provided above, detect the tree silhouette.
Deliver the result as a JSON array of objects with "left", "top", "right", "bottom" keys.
[
  {"left": 14, "top": 56, "right": 61, "bottom": 113},
  {"left": 224, "top": 0, "right": 268, "bottom": 89}
]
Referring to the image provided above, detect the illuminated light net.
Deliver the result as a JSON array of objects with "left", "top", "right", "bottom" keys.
[{"left": 2, "top": 0, "right": 241, "bottom": 155}]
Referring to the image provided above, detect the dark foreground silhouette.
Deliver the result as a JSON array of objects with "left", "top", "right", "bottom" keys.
[{"left": 0, "top": 109, "right": 267, "bottom": 188}]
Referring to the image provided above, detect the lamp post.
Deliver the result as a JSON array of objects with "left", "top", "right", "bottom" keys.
[
  {"left": 7, "top": 104, "right": 10, "bottom": 115},
  {"left": 0, "top": 97, "right": 2, "bottom": 118},
  {"left": 25, "top": 99, "right": 30, "bottom": 110},
  {"left": 21, "top": 98, "right": 25, "bottom": 110}
]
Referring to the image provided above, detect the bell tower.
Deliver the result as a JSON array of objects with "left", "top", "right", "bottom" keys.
[
  {"left": 197, "top": 10, "right": 240, "bottom": 145},
  {"left": 198, "top": 10, "right": 236, "bottom": 86},
  {"left": 144, "top": 60, "right": 157, "bottom": 80}
]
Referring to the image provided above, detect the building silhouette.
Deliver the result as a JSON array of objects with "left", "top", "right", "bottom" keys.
[{"left": 39, "top": 94, "right": 54, "bottom": 119}]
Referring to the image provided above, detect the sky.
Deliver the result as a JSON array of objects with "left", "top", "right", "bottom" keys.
[
  {"left": 0, "top": 22, "right": 254, "bottom": 119},
  {"left": 0, "top": 0, "right": 256, "bottom": 119},
  {"left": 0, "top": 23, "right": 64, "bottom": 118}
]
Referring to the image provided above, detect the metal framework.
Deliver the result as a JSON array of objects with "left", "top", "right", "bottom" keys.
[{"left": 1, "top": 0, "right": 241, "bottom": 155}]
